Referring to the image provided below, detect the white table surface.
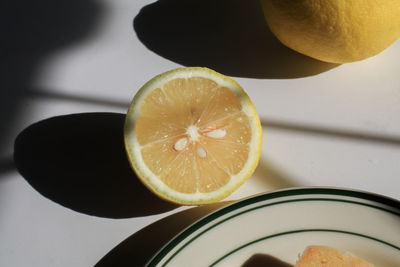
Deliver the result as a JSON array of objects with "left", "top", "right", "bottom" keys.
[{"left": 1, "top": 0, "right": 400, "bottom": 266}]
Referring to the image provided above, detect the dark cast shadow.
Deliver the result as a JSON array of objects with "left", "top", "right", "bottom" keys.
[
  {"left": 133, "top": 0, "right": 339, "bottom": 79},
  {"left": 95, "top": 201, "right": 230, "bottom": 267},
  {"left": 0, "top": 0, "right": 104, "bottom": 159},
  {"left": 261, "top": 118, "right": 400, "bottom": 146},
  {"left": 0, "top": 157, "right": 16, "bottom": 176},
  {"left": 13, "top": 112, "right": 178, "bottom": 218},
  {"left": 242, "top": 254, "right": 293, "bottom": 267}
]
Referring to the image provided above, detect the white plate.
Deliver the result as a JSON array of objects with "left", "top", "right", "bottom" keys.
[{"left": 147, "top": 187, "right": 400, "bottom": 267}]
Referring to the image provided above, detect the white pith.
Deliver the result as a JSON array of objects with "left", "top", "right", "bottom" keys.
[{"left": 186, "top": 125, "right": 200, "bottom": 142}]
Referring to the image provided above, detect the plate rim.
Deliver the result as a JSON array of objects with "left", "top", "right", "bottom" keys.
[{"left": 147, "top": 187, "right": 400, "bottom": 266}]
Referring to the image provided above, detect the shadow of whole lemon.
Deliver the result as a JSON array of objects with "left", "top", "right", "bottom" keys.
[{"left": 260, "top": 0, "right": 400, "bottom": 63}]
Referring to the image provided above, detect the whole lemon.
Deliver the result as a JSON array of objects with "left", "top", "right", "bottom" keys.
[{"left": 260, "top": 0, "right": 400, "bottom": 63}]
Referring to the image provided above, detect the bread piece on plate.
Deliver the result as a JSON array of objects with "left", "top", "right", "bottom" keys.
[{"left": 295, "top": 246, "right": 374, "bottom": 267}]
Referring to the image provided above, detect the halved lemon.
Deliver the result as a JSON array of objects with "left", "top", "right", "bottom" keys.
[{"left": 124, "top": 67, "right": 262, "bottom": 205}]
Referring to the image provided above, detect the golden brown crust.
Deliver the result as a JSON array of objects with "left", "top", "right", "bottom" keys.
[{"left": 295, "top": 246, "right": 374, "bottom": 267}]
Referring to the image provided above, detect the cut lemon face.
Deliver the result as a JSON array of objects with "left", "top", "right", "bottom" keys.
[{"left": 124, "top": 67, "right": 262, "bottom": 205}]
